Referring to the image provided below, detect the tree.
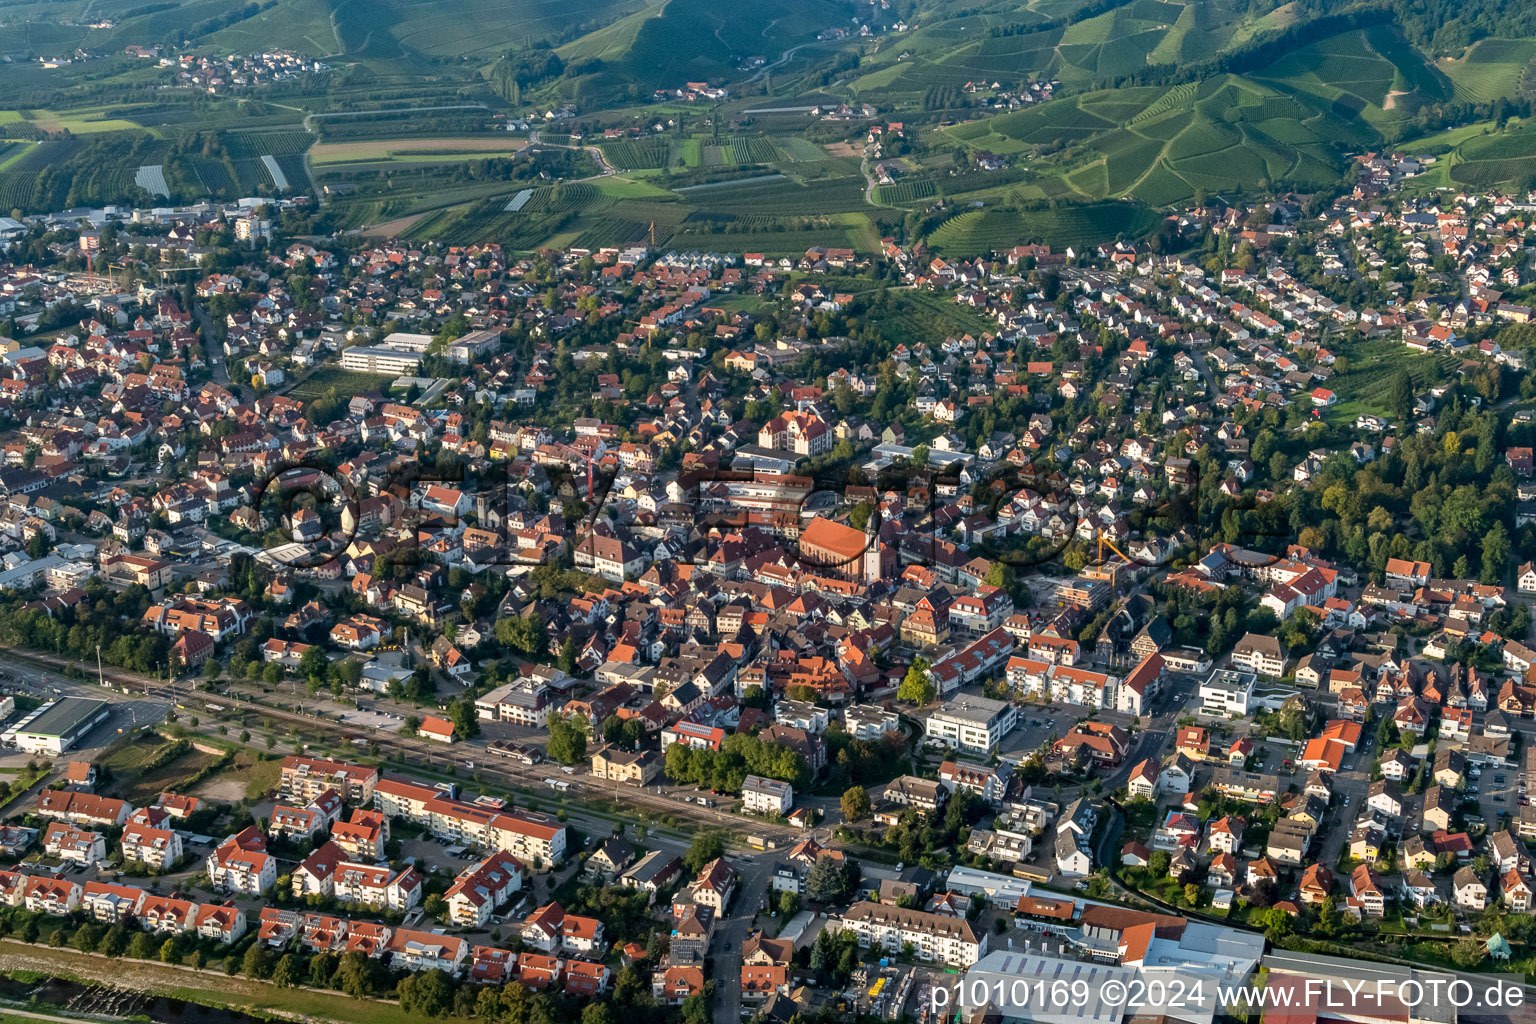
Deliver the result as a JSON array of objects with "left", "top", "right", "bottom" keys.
[
  {"left": 1390, "top": 370, "right": 1414, "bottom": 422},
  {"left": 779, "top": 890, "right": 800, "bottom": 917},
  {"left": 984, "top": 561, "right": 1017, "bottom": 591},
  {"left": 495, "top": 614, "right": 544, "bottom": 656},
  {"left": 272, "top": 953, "right": 300, "bottom": 988},
  {"left": 399, "top": 968, "right": 455, "bottom": 1017},
  {"left": 582, "top": 1004, "right": 616, "bottom": 1024},
  {"left": 449, "top": 698, "right": 479, "bottom": 740},
  {"left": 242, "top": 944, "right": 274, "bottom": 980},
  {"left": 1183, "top": 883, "right": 1202, "bottom": 906},
  {"left": 897, "top": 657, "right": 934, "bottom": 705},
  {"left": 126, "top": 931, "right": 156, "bottom": 960},
  {"left": 840, "top": 785, "right": 871, "bottom": 822},
  {"left": 96, "top": 928, "right": 125, "bottom": 957},
  {"left": 309, "top": 952, "right": 337, "bottom": 989},
  {"left": 547, "top": 713, "right": 587, "bottom": 765},
  {"left": 685, "top": 832, "right": 726, "bottom": 874},
  {"left": 1257, "top": 906, "right": 1292, "bottom": 940},
  {"left": 334, "top": 951, "right": 377, "bottom": 998},
  {"left": 806, "top": 854, "right": 848, "bottom": 903},
  {"left": 1451, "top": 937, "right": 1486, "bottom": 969},
  {"left": 159, "top": 937, "right": 181, "bottom": 964},
  {"left": 1482, "top": 522, "right": 1511, "bottom": 585}
]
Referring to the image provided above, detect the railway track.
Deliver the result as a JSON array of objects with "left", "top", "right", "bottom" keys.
[{"left": 4, "top": 647, "right": 805, "bottom": 845}]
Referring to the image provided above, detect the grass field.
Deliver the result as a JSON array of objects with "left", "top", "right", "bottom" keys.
[
  {"left": 309, "top": 137, "right": 526, "bottom": 165},
  {"left": 192, "top": 749, "right": 283, "bottom": 803},
  {"left": 19, "top": 109, "right": 143, "bottom": 134},
  {"left": 99, "top": 737, "right": 222, "bottom": 807},
  {"left": 287, "top": 365, "right": 399, "bottom": 402}
]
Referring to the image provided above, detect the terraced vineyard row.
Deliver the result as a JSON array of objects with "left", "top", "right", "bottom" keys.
[
  {"left": 729, "top": 136, "right": 779, "bottom": 164},
  {"left": 223, "top": 129, "right": 313, "bottom": 160},
  {"left": 600, "top": 137, "right": 671, "bottom": 170}
]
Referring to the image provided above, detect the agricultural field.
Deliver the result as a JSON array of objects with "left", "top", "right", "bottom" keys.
[
  {"left": 1445, "top": 121, "right": 1536, "bottom": 187},
  {"left": 222, "top": 128, "right": 313, "bottom": 160},
  {"left": 309, "top": 137, "right": 527, "bottom": 165},
  {"left": 846, "top": 0, "right": 1259, "bottom": 104},
  {"left": 876, "top": 179, "right": 939, "bottom": 205},
  {"left": 1438, "top": 38, "right": 1536, "bottom": 104},
  {"left": 600, "top": 136, "right": 672, "bottom": 170},
  {"left": 1320, "top": 341, "right": 1460, "bottom": 424},
  {"left": 669, "top": 211, "right": 877, "bottom": 255},
  {"left": 926, "top": 201, "right": 1158, "bottom": 255},
  {"left": 945, "top": 62, "right": 1398, "bottom": 206},
  {"left": 550, "top": 0, "right": 847, "bottom": 102}
]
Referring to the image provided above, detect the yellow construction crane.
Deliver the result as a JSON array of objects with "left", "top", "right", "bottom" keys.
[{"left": 1096, "top": 529, "right": 1133, "bottom": 566}]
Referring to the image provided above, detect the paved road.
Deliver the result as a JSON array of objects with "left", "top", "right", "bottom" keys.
[
  {"left": 1189, "top": 349, "right": 1218, "bottom": 397},
  {"left": 745, "top": 40, "right": 821, "bottom": 84},
  {"left": 191, "top": 302, "right": 251, "bottom": 404},
  {"left": 714, "top": 853, "right": 776, "bottom": 1022},
  {"left": 528, "top": 129, "right": 615, "bottom": 177}
]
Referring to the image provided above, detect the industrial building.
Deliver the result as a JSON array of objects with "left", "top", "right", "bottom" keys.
[{"left": 5, "top": 697, "right": 111, "bottom": 755}]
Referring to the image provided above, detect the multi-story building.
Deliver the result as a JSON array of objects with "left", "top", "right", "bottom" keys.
[
  {"left": 44, "top": 822, "right": 105, "bottom": 865},
  {"left": 333, "top": 861, "right": 422, "bottom": 912},
  {"left": 445, "top": 852, "right": 524, "bottom": 928},
  {"left": 842, "top": 704, "right": 900, "bottom": 741},
  {"left": 373, "top": 778, "right": 567, "bottom": 865},
  {"left": 35, "top": 790, "right": 131, "bottom": 828},
  {"left": 837, "top": 902, "right": 987, "bottom": 966},
  {"left": 938, "top": 760, "right": 1011, "bottom": 804},
  {"left": 741, "top": 775, "right": 794, "bottom": 816},
  {"left": 121, "top": 816, "right": 183, "bottom": 870},
  {"left": 206, "top": 826, "right": 275, "bottom": 895},
  {"left": 280, "top": 755, "right": 379, "bottom": 805},
  {"left": 386, "top": 928, "right": 468, "bottom": 974},
  {"left": 923, "top": 696, "right": 1017, "bottom": 756},
  {"left": 1232, "top": 633, "right": 1287, "bottom": 677},
  {"left": 1199, "top": 669, "right": 1256, "bottom": 716},
  {"left": 331, "top": 809, "right": 388, "bottom": 860},
  {"left": 474, "top": 680, "right": 550, "bottom": 727},
  {"left": 81, "top": 881, "right": 146, "bottom": 923},
  {"left": 590, "top": 747, "right": 661, "bottom": 786}
]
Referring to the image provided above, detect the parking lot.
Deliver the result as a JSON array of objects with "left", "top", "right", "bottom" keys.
[
  {"left": 337, "top": 708, "right": 406, "bottom": 732},
  {"left": 999, "top": 706, "right": 1083, "bottom": 762},
  {"left": 1474, "top": 764, "right": 1517, "bottom": 826}
]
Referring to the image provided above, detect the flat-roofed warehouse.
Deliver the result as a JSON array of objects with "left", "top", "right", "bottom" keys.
[{"left": 6, "top": 697, "right": 111, "bottom": 755}]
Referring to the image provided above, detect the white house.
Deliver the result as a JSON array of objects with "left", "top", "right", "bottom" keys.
[{"left": 741, "top": 775, "right": 794, "bottom": 816}]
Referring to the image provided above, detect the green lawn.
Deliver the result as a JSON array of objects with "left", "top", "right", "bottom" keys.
[{"left": 286, "top": 365, "right": 398, "bottom": 402}]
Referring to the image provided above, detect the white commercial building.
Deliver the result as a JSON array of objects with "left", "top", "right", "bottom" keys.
[
  {"left": 923, "top": 696, "right": 1016, "bottom": 756},
  {"left": 1198, "top": 669, "right": 1256, "bottom": 717}
]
